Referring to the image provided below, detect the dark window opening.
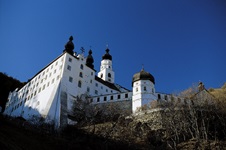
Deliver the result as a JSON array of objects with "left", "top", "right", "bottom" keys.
[
  {"left": 108, "top": 73, "right": 111, "bottom": 78},
  {"left": 78, "top": 81, "right": 82, "bottom": 88},
  {"left": 158, "top": 94, "right": 161, "bottom": 99}
]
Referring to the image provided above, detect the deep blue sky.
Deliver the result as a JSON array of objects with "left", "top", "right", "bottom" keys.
[{"left": 0, "top": 0, "right": 226, "bottom": 94}]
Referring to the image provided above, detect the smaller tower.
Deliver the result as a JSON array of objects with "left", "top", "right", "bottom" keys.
[
  {"left": 98, "top": 48, "right": 115, "bottom": 83},
  {"left": 132, "top": 68, "right": 156, "bottom": 113},
  {"left": 63, "top": 36, "right": 74, "bottom": 55},
  {"left": 86, "top": 49, "right": 94, "bottom": 70}
]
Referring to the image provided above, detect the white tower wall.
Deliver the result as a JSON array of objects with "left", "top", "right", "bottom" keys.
[
  {"left": 132, "top": 80, "right": 156, "bottom": 113},
  {"left": 98, "top": 59, "right": 115, "bottom": 83}
]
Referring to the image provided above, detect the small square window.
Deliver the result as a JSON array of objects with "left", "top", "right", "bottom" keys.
[
  {"left": 57, "top": 75, "right": 60, "bottom": 80},
  {"left": 69, "top": 77, "right": 73, "bottom": 83},
  {"left": 95, "top": 90, "right": 98, "bottom": 95}
]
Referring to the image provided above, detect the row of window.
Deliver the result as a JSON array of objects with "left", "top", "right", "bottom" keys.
[
  {"left": 100, "top": 73, "right": 112, "bottom": 78},
  {"left": 18, "top": 65, "right": 62, "bottom": 100},
  {"left": 67, "top": 64, "right": 94, "bottom": 78},
  {"left": 91, "top": 93, "right": 129, "bottom": 103},
  {"left": 135, "top": 87, "right": 155, "bottom": 93}
]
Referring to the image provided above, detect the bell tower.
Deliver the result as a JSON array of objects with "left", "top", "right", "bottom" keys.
[
  {"left": 132, "top": 68, "right": 156, "bottom": 113},
  {"left": 98, "top": 48, "right": 115, "bottom": 83}
]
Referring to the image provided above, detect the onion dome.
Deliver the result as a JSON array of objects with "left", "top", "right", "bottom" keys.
[
  {"left": 86, "top": 50, "right": 94, "bottom": 69},
  {"left": 63, "top": 36, "right": 74, "bottom": 55},
  {"left": 102, "top": 48, "right": 112, "bottom": 60},
  {"left": 132, "top": 68, "right": 155, "bottom": 84}
]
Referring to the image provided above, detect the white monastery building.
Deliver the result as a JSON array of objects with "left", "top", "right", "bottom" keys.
[{"left": 4, "top": 36, "right": 184, "bottom": 128}]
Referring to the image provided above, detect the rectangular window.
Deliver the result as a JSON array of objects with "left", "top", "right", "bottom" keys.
[
  {"left": 104, "top": 97, "right": 107, "bottom": 101},
  {"left": 42, "top": 84, "right": 46, "bottom": 90},
  {"left": 118, "top": 95, "right": 121, "bottom": 99},
  {"left": 67, "top": 65, "right": 71, "bottom": 71},
  {"left": 69, "top": 77, "right": 73, "bottom": 82},
  {"left": 54, "top": 69, "right": 56, "bottom": 74},
  {"left": 69, "top": 57, "right": 72, "bottom": 62},
  {"left": 95, "top": 90, "right": 98, "bottom": 95},
  {"left": 47, "top": 82, "right": 50, "bottom": 87},
  {"left": 97, "top": 98, "right": 100, "bottom": 102},
  {"left": 125, "top": 93, "right": 128, "bottom": 98},
  {"left": 52, "top": 78, "right": 55, "bottom": 84},
  {"left": 95, "top": 83, "right": 98, "bottom": 87},
  {"left": 57, "top": 75, "right": 60, "bottom": 80},
  {"left": 110, "top": 96, "right": 113, "bottom": 100}
]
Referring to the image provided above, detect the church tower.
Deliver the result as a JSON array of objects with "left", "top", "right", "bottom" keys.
[
  {"left": 98, "top": 48, "right": 115, "bottom": 83},
  {"left": 132, "top": 68, "right": 156, "bottom": 113}
]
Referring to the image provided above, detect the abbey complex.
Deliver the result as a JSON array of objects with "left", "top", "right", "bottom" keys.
[{"left": 4, "top": 36, "right": 211, "bottom": 129}]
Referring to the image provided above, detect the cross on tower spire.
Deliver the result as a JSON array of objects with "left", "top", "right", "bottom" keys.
[{"left": 80, "top": 47, "right": 85, "bottom": 54}]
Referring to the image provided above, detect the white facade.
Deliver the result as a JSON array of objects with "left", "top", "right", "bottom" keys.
[
  {"left": 132, "top": 80, "right": 157, "bottom": 113},
  {"left": 4, "top": 37, "right": 182, "bottom": 128}
]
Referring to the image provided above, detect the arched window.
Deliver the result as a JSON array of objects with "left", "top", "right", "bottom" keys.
[
  {"left": 78, "top": 81, "right": 82, "bottom": 88},
  {"left": 108, "top": 73, "right": 111, "bottom": 78},
  {"left": 80, "top": 64, "right": 83, "bottom": 70},
  {"left": 79, "top": 72, "right": 83, "bottom": 78}
]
